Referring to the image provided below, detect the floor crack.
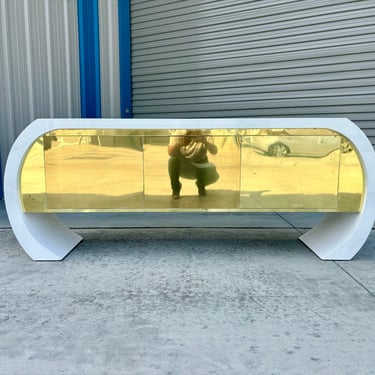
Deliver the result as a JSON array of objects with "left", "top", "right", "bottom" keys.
[
  {"left": 275, "top": 212, "right": 304, "bottom": 235},
  {"left": 334, "top": 261, "right": 375, "bottom": 297}
]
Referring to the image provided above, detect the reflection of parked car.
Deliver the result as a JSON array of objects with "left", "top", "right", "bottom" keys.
[{"left": 245, "top": 129, "right": 351, "bottom": 157}]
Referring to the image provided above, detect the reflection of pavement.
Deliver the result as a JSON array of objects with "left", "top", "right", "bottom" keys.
[
  {"left": 23, "top": 190, "right": 361, "bottom": 212},
  {"left": 240, "top": 148, "right": 362, "bottom": 211},
  {"left": 144, "top": 190, "right": 240, "bottom": 210},
  {"left": 44, "top": 144, "right": 143, "bottom": 197}
]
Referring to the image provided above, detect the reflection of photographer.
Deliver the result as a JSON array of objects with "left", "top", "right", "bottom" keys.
[{"left": 168, "top": 130, "right": 219, "bottom": 199}]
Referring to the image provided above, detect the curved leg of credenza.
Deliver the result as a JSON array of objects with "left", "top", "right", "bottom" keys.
[
  {"left": 300, "top": 211, "right": 374, "bottom": 260},
  {"left": 4, "top": 123, "right": 83, "bottom": 260},
  {"left": 6, "top": 209, "right": 82, "bottom": 261},
  {"left": 300, "top": 134, "right": 375, "bottom": 260}
]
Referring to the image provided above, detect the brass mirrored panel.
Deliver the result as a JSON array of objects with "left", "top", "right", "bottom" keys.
[
  {"left": 337, "top": 136, "right": 363, "bottom": 210},
  {"left": 240, "top": 133, "right": 341, "bottom": 210},
  {"left": 143, "top": 130, "right": 241, "bottom": 210},
  {"left": 20, "top": 137, "right": 47, "bottom": 211},
  {"left": 42, "top": 130, "right": 143, "bottom": 210},
  {"left": 19, "top": 127, "right": 364, "bottom": 212}
]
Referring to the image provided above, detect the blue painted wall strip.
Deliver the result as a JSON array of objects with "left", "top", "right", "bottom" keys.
[
  {"left": 0, "top": 155, "right": 3, "bottom": 200},
  {"left": 118, "top": 0, "right": 132, "bottom": 118},
  {"left": 77, "top": 0, "right": 101, "bottom": 118}
]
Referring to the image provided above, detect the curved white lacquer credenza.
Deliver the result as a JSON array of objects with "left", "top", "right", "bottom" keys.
[{"left": 4, "top": 118, "right": 375, "bottom": 260}]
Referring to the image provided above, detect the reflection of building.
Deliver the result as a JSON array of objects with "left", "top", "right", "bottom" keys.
[{"left": 1, "top": 1, "right": 375, "bottom": 198}]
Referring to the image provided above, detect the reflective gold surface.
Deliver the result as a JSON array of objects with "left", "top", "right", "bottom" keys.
[
  {"left": 240, "top": 135, "right": 341, "bottom": 210},
  {"left": 21, "top": 137, "right": 47, "bottom": 211},
  {"left": 20, "top": 128, "right": 364, "bottom": 212},
  {"left": 44, "top": 133, "right": 143, "bottom": 210},
  {"left": 337, "top": 136, "right": 363, "bottom": 211}
]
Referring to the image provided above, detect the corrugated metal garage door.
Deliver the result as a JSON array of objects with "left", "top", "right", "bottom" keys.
[
  {"left": 0, "top": 0, "right": 81, "bottom": 175},
  {"left": 131, "top": 0, "right": 375, "bottom": 146}
]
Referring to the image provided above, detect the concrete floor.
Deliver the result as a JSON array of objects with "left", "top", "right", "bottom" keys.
[{"left": 0, "top": 201, "right": 375, "bottom": 375}]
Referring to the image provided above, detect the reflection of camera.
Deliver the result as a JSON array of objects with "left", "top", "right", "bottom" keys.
[{"left": 185, "top": 130, "right": 206, "bottom": 144}]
